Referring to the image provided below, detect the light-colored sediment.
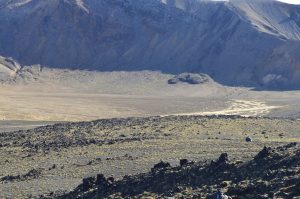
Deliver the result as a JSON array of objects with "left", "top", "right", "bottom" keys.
[
  {"left": 0, "top": 70, "right": 299, "bottom": 121},
  {"left": 167, "top": 100, "right": 282, "bottom": 117}
]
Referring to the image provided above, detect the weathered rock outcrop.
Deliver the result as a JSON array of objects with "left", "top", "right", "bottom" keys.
[
  {"left": 168, "top": 73, "right": 210, "bottom": 84},
  {"left": 54, "top": 143, "right": 300, "bottom": 199}
]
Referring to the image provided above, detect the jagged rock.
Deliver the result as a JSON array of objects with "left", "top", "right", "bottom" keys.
[
  {"left": 96, "top": 174, "right": 106, "bottom": 185},
  {"left": 82, "top": 177, "right": 96, "bottom": 192},
  {"left": 180, "top": 159, "right": 194, "bottom": 166},
  {"left": 217, "top": 153, "right": 229, "bottom": 164},
  {"left": 58, "top": 143, "right": 300, "bottom": 199},
  {"left": 255, "top": 147, "right": 272, "bottom": 160},
  {"left": 152, "top": 161, "right": 171, "bottom": 171},
  {"left": 180, "top": 159, "right": 188, "bottom": 166},
  {"left": 107, "top": 177, "right": 115, "bottom": 184}
]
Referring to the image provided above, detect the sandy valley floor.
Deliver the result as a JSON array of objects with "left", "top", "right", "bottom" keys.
[{"left": 0, "top": 70, "right": 300, "bottom": 122}]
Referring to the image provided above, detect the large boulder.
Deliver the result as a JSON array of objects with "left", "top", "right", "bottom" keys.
[{"left": 168, "top": 73, "right": 210, "bottom": 85}]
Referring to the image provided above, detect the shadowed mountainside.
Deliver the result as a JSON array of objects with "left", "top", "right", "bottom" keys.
[{"left": 0, "top": 0, "right": 300, "bottom": 89}]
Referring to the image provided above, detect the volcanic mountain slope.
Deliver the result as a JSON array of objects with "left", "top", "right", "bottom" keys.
[
  {"left": 54, "top": 143, "right": 300, "bottom": 199},
  {"left": 0, "top": 0, "right": 300, "bottom": 88},
  {"left": 0, "top": 56, "right": 20, "bottom": 82}
]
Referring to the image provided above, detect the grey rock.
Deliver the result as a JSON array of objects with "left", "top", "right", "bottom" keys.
[
  {"left": 245, "top": 136, "right": 253, "bottom": 142},
  {"left": 58, "top": 143, "right": 300, "bottom": 198},
  {"left": 168, "top": 73, "right": 210, "bottom": 85},
  {"left": 152, "top": 161, "right": 171, "bottom": 171},
  {"left": 217, "top": 153, "right": 229, "bottom": 164}
]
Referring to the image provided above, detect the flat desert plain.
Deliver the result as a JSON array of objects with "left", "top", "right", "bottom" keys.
[{"left": 0, "top": 70, "right": 300, "bottom": 122}]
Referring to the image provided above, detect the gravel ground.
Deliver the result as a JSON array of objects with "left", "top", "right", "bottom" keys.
[{"left": 1, "top": 116, "right": 300, "bottom": 198}]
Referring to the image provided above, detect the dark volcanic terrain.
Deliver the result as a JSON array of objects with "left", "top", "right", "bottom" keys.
[
  {"left": 0, "top": 1, "right": 300, "bottom": 198},
  {"left": 1, "top": 116, "right": 300, "bottom": 198},
  {"left": 0, "top": 0, "right": 300, "bottom": 198},
  {"left": 60, "top": 143, "right": 300, "bottom": 199}
]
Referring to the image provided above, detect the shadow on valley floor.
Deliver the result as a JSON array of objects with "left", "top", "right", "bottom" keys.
[{"left": 2, "top": 52, "right": 300, "bottom": 91}]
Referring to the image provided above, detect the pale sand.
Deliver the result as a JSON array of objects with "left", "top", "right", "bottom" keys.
[
  {"left": 167, "top": 100, "right": 283, "bottom": 117},
  {"left": 0, "top": 70, "right": 300, "bottom": 122}
]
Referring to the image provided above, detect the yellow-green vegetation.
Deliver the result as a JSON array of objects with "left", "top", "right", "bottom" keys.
[{"left": 0, "top": 116, "right": 300, "bottom": 198}]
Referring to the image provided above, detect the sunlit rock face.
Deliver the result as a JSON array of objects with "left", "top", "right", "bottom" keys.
[{"left": 0, "top": 0, "right": 299, "bottom": 89}]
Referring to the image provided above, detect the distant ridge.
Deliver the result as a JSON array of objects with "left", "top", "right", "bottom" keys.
[{"left": 0, "top": 0, "right": 300, "bottom": 89}]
